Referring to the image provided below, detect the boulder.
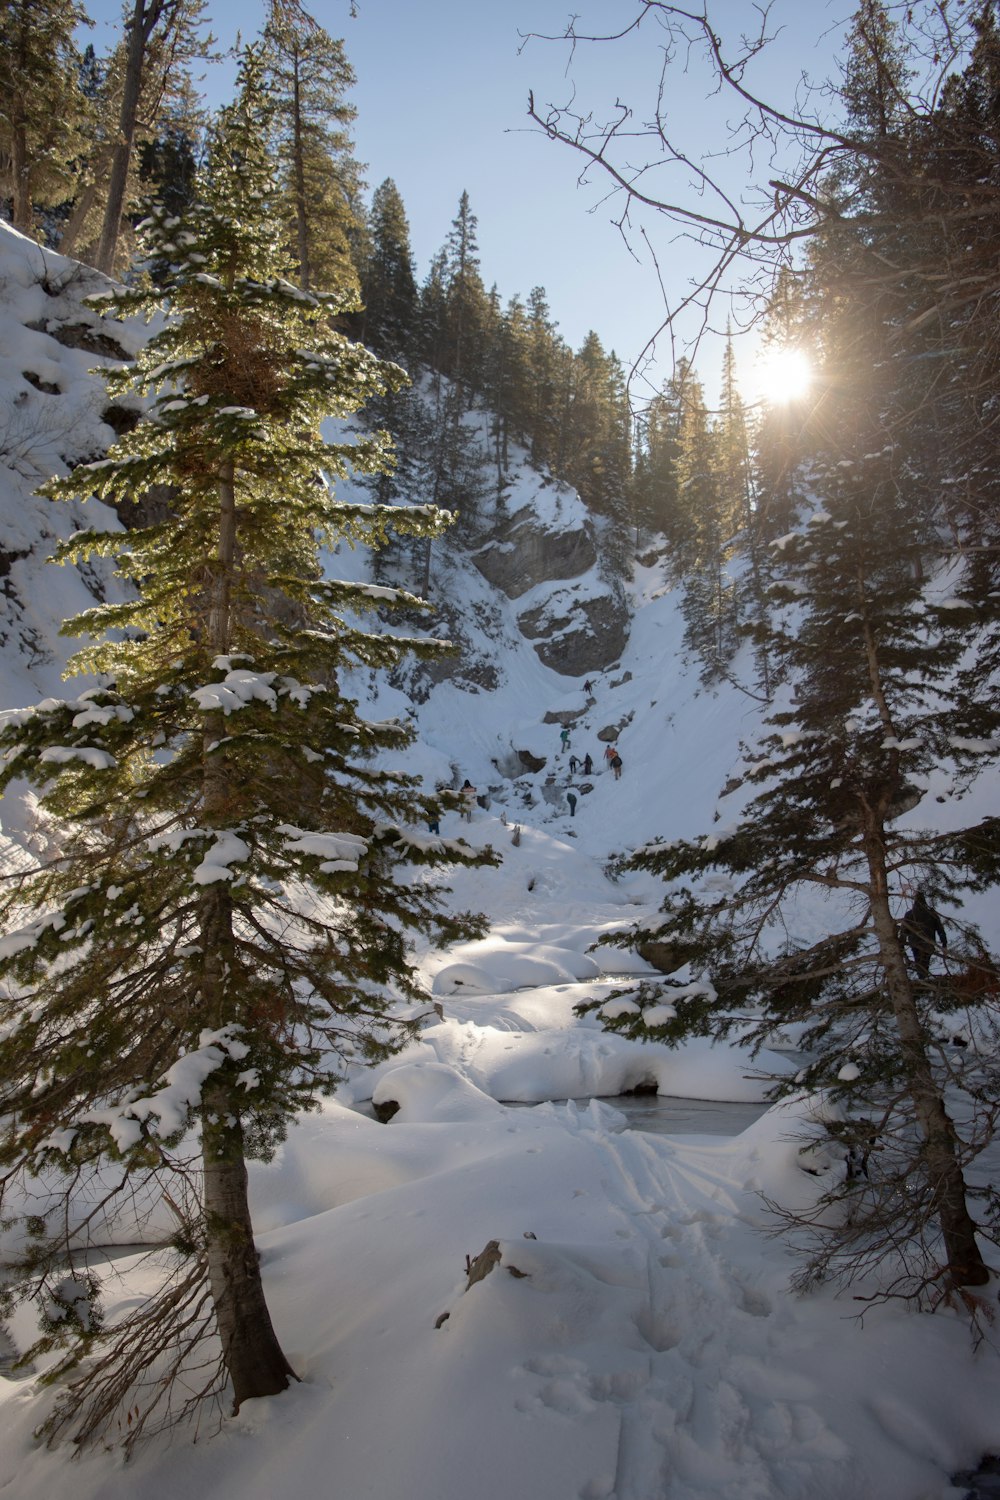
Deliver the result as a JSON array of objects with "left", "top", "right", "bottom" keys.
[{"left": 635, "top": 937, "right": 699, "bottom": 974}]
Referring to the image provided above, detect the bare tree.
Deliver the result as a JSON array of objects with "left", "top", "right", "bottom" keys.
[{"left": 525, "top": 3, "right": 980, "bottom": 369}]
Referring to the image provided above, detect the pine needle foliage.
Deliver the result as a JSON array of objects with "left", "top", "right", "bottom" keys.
[
  {"left": 0, "top": 48, "right": 493, "bottom": 1451},
  {"left": 581, "top": 453, "right": 1000, "bottom": 1300}
]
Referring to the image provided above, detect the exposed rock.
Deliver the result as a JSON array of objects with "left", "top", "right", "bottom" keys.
[
  {"left": 391, "top": 603, "right": 501, "bottom": 702},
  {"left": 518, "top": 590, "right": 629, "bottom": 676},
  {"left": 597, "top": 713, "right": 633, "bottom": 742},
  {"left": 22, "top": 371, "right": 60, "bottom": 395},
  {"left": 635, "top": 938, "right": 699, "bottom": 974},
  {"left": 542, "top": 708, "right": 587, "bottom": 727},
  {"left": 609, "top": 669, "right": 633, "bottom": 688},
  {"left": 26, "top": 317, "right": 132, "bottom": 363},
  {"left": 115, "top": 481, "right": 175, "bottom": 530},
  {"left": 464, "top": 1240, "right": 527, "bottom": 1287},
  {"left": 101, "top": 403, "right": 142, "bottom": 437},
  {"left": 472, "top": 505, "right": 596, "bottom": 599}
]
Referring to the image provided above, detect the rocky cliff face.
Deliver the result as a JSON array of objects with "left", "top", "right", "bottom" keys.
[{"left": 470, "top": 478, "right": 630, "bottom": 677}]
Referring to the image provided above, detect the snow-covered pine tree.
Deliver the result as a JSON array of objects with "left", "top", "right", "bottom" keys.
[
  {"left": 582, "top": 444, "right": 1000, "bottom": 1296},
  {"left": 0, "top": 48, "right": 490, "bottom": 1450}
]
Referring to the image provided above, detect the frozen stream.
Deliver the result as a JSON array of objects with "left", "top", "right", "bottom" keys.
[
  {"left": 601, "top": 1092, "right": 770, "bottom": 1137},
  {"left": 507, "top": 1093, "right": 771, "bottom": 1137}
]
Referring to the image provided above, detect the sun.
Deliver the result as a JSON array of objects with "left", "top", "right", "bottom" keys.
[{"left": 755, "top": 346, "right": 813, "bottom": 405}]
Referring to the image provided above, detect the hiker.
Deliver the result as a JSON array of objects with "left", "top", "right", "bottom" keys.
[
  {"left": 460, "top": 779, "right": 476, "bottom": 822},
  {"left": 567, "top": 791, "right": 577, "bottom": 817},
  {"left": 584, "top": 679, "right": 593, "bottom": 695},
  {"left": 426, "top": 813, "right": 440, "bottom": 835},
  {"left": 901, "top": 889, "right": 947, "bottom": 979},
  {"left": 610, "top": 751, "right": 623, "bottom": 780},
  {"left": 568, "top": 754, "right": 579, "bottom": 774},
  {"left": 604, "top": 743, "right": 618, "bottom": 767},
  {"left": 582, "top": 752, "right": 593, "bottom": 776},
  {"left": 559, "top": 726, "right": 570, "bottom": 750}
]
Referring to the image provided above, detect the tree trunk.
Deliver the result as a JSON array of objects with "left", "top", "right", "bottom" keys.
[
  {"left": 57, "top": 173, "right": 103, "bottom": 259},
  {"left": 202, "top": 1088, "right": 297, "bottom": 1408},
  {"left": 867, "top": 832, "right": 989, "bottom": 1288},
  {"left": 196, "top": 449, "right": 296, "bottom": 1404},
  {"left": 94, "top": 0, "right": 161, "bottom": 275},
  {"left": 11, "top": 121, "right": 32, "bottom": 233},
  {"left": 291, "top": 49, "right": 311, "bottom": 292}
]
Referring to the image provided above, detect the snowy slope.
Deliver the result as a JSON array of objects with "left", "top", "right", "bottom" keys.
[{"left": 0, "top": 226, "right": 999, "bottom": 1500}]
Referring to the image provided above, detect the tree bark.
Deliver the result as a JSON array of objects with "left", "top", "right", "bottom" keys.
[
  {"left": 57, "top": 173, "right": 103, "bottom": 259},
  {"left": 866, "top": 829, "right": 989, "bottom": 1288},
  {"left": 11, "top": 121, "right": 32, "bottom": 233},
  {"left": 94, "top": 0, "right": 165, "bottom": 276},
  {"left": 202, "top": 1088, "right": 297, "bottom": 1408}
]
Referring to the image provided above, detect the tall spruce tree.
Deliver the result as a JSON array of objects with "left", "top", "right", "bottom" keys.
[
  {"left": 0, "top": 50, "right": 489, "bottom": 1449},
  {"left": 262, "top": 12, "right": 363, "bottom": 297},
  {"left": 440, "top": 190, "right": 489, "bottom": 403},
  {"left": 359, "top": 176, "right": 418, "bottom": 358}
]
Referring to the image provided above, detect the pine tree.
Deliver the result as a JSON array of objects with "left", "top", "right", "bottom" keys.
[
  {"left": 585, "top": 459, "right": 999, "bottom": 1293},
  {"left": 753, "top": 269, "right": 811, "bottom": 543},
  {"left": 0, "top": 0, "right": 92, "bottom": 237},
  {"left": 359, "top": 177, "right": 418, "bottom": 358},
  {"left": 440, "top": 190, "right": 489, "bottom": 403},
  {"left": 262, "top": 13, "right": 363, "bottom": 297},
  {"left": 522, "top": 285, "right": 562, "bottom": 468},
  {"left": 634, "top": 368, "right": 684, "bottom": 541},
  {"left": 0, "top": 50, "right": 489, "bottom": 1449}
]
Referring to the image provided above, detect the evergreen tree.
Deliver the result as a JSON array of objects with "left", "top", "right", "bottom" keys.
[
  {"left": 138, "top": 114, "right": 200, "bottom": 219},
  {"left": 752, "top": 269, "right": 811, "bottom": 543},
  {"left": 522, "top": 285, "right": 561, "bottom": 468},
  {"left": 712, "top": 334, "right": 764, "bottom": 683},
  {"left": 0, "top": 0, "right": 92, "bottom": 237},
  {"left": 359, "top": 177, "right": 418, "bottom": 358},
  {"left": 440, "top": 190, "right": 489, "bottom": 403},
  {"left": 634, "top": 368, "right": 684, "bottom": 541},
  {"left": 96, "top": 0, "right": 210, "bottom": 274},
  {"left": 563, "top": 331, "right": 631, "bottom": 525},
  {"left": 415, "top": 247, "right": 449, "bottom": 372},
  {"left": 584, "top": 460, "right": 999, "bottom": 1293},
  {"left": 262, "top": 13, "right": 363, "bottom": 297},
  {"left": 0, "top": 50, "right": 489, "bottom": 1449}
]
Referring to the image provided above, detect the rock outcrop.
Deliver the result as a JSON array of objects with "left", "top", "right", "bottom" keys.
[{"left": 472, "top": 500, "right": 596, "bottom": 599}]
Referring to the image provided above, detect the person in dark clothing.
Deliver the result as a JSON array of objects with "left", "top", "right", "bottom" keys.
[
  {"left": 567, "top": 791, "right": 577, "bottom": 817},
  {"left": 568, "top": 754, "right": 579, "bottom": 774},
  {"left": 901, "top": 889, "right": 947, "bottom": 979},
  {"left": 610, "top": 752, "right": 623, "bottom": 780},
  {"left": 582, "top": 753, "right": 593, "bottom": 776}
]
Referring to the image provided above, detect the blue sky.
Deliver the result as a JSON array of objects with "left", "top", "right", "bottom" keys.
[{"left": 81, "top": 0, "right": 850, "bottom": 405}]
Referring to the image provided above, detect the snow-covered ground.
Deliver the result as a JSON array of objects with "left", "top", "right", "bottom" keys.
[{"left": 1, "top": 223, "right": 998, "bottom": 1498}]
